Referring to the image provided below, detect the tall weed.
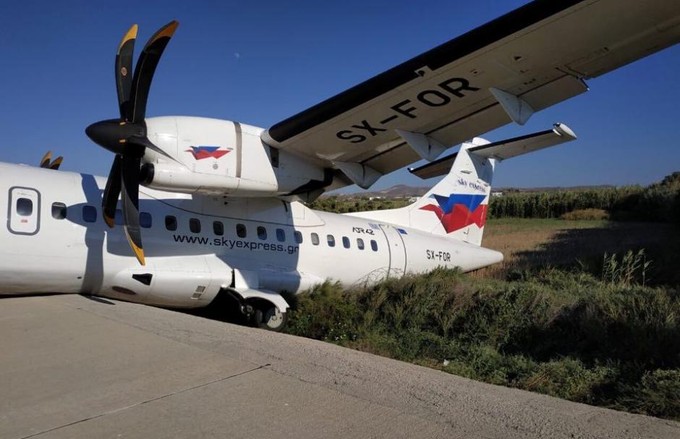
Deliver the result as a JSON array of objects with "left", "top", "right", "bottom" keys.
[{"left": 285, "top": 267, "right": 680, "bottom": 420}]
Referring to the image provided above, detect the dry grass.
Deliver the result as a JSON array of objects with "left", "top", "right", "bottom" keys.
[{"left": 477, "top": 219, "right": 679, "bottom": 285}]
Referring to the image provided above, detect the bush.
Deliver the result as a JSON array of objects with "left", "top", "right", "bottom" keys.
[
  {"left": 285, "top": 267, "right": 680, "bottom": 420},
  {"left": 634, "top": 369, "right": 680, "bottom": 418}
]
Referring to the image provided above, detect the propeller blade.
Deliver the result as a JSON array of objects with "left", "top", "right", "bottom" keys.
[
  {"left": 49, "top": 156, "right": 63, "bottom": 170},
  {"left": 116, "top": 24, "right": 138, "bottom": 120},
  {"left": 129, "top": 20, "right": 178, "bottom": 123},
  {"left": 102, "top": 155, "right": 122, "bottom": 228},
  {"left": 40, "top": 151, "right": 52, "bottom": 168},
  {"left": 87, "top": 22, "right": 180, "bottom": 265},
  {"left": 120, "top": 153, "right": 145, "bottom": 265}
]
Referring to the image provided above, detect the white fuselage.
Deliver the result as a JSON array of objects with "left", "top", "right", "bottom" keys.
[{"left": 0, "top": 162, "right": 502, "bottom": 309}]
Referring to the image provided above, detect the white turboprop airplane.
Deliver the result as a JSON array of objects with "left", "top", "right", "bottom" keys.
[{"left": 2, "top": 0, "right": 680, "bottom": 330}]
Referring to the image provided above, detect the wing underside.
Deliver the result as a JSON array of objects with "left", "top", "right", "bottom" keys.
[
  {"left": 409, "top": 123, "right": 577, "bottom": 180},
  {"left": 261, "top": 0, "right": 680, "bottom": 186}
]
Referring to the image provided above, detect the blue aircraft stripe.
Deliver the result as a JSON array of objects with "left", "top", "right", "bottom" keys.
[
  {"left": 432, "top": 194, "right": 486, "bottom": 214},
  {"left": 191, "top": 146, "right": 220, "bottom": 153}
]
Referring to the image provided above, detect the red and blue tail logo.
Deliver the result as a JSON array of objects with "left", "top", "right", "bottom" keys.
[
  {"left": 186, "top": 146, "right": 232, "bottom": 160},
  {"left": 420, "top": 194, "right": 488, "bottom": 233}
]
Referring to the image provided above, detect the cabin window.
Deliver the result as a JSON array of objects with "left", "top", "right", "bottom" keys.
[
  {"left": 236, "top": 223, "right": 247, "bottom": 238},
  {"left": 357, "top": 238, "right": 365, "bottom": 250},
  {"left": 213, "top": 221, "right": 224, "bottom": 236},
  {"left": 257, "top": 226, "right": 267, "bottom": 240},
  {"left": 140, "top": 212, "right": 152, "bottom": 228},
  {"left": 51, "top": 202, "right": 67, "bottom": 220},
  {"left": 189, "top": 218, "right": 201, "bottom": 233},
  {"left": 342, "top": 236, "right": 350, "bottom": 249},
  {"left": 16, "top": 198, "right": 33, "bottom": 216},
  {"left": 165, "top": 215, "right": 177, "bottom": 231},
  {"left": 82, "top": 205, "right": 97, "bottom": 223},
  {"left": 370, "top": 240, "right": 378, "bottom": 251},
  {"left": 276, "top": 228, "right": 286, "bottom": 242},
  {"left": 327, "top": 234, "right": 335, "bottom": 247},
  {"left": 311, "top": 232, "right": 319, "bottom": 246},
  {"left": 294, "top": 231, "right": 303, "bottom": 244}
]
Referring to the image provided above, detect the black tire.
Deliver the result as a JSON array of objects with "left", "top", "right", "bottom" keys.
[{"left": 253, "top": 305, "right": 288, "bottom": 331}]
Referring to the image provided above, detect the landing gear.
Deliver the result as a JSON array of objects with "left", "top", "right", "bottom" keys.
[
  {"left": 220, "top": 289, "right": 289, "bottom": 331},
  {"left": 252, "top": 304, "right": 288, "bottom": 332}
]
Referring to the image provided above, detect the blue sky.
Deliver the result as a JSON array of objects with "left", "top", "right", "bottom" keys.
[{"left": 1, "top": 0, "right": 679, "bottom": 191}]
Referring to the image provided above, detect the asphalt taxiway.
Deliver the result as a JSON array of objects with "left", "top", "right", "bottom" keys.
[{"left": 2, "top": 294, "right": 678, "bottom": 438}]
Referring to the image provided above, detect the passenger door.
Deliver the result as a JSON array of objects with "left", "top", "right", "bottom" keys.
[
  {"left": 7, "top": 187, "right": 41, "bottom": 235},
  {"left": 379, "top": 224, "right": 407, "bottom": 277}
]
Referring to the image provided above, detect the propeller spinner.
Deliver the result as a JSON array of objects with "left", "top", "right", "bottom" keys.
[{"left": 85, "top": 21, "right": 179, "bottom": 265}]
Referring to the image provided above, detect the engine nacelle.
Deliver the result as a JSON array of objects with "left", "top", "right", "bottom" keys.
[
  {"left": 140, "top": 162, "right": 279, "bottom": 195},
  {"left": 142, "top": 116, "right": 329, "bottom": 197},
  {"left": 106, "top": 256, "right": 226, "bottom": 308}
]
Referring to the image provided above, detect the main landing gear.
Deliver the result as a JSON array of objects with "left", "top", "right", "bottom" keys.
[
  {"left": 220, "top": 289, "right": 289, "bottom": 331},
  {"left": 244, "top": 300, "right": 288, "bottom": 332},
  {"left": 252, "top": 304, "right": 288, "bottom": 331}
]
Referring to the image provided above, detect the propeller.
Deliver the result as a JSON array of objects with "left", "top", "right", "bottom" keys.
[
  {"left": 85, "top": 21, "right": 179, "bottom": 265},
  {"left": 40, "top": 151, "right": 64, "bottom": 170}
]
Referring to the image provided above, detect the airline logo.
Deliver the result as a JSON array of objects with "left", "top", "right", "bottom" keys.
[
  {"left": 186, "top": 146, "right": 233, "bottom": 160},
  {"left": 420, "top": 194, "right": 488, "bottom": 233}
]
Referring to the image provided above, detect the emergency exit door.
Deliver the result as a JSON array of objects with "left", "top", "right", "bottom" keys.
[{"left": 8, "top": 187, "right": 41, "bottom": 235}]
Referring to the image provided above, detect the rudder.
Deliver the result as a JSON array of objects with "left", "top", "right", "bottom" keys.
[{"left": 406, "top": 138, "right": 495, "bottom": 245}]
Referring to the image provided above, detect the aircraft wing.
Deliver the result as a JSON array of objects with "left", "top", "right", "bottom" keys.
[
  {"left": 261, "top": 0, "right": 680, "bottom": 185},
  {"left": 409, "top": 123, "right": 577, "bottom": 180}
]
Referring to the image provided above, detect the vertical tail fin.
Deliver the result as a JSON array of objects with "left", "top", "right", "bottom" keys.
[
  {"left": 347, "top": 124, "right": 576, "bottom": 246},
  {"left": 406, "top": 138, "right": 495, "bottom": 245},
  {"left": 347, "top": 138, "right": 495, "bottom": 246}
]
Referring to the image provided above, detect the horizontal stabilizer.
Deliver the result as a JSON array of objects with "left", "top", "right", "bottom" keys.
[{"left": 409, "top": 123, "right": 576, "bottom": 179}]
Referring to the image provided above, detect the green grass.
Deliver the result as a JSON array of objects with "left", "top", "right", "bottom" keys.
[
  {"left": 284, "top": 218, "right": 680, "bottom": 421},
  {"left": 285, "top": 269, "right": 680, "bottom": 420}
]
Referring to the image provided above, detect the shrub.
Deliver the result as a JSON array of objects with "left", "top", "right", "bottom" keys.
[{"left": 285, "top": 266, "right": 680, "bottom": 420}]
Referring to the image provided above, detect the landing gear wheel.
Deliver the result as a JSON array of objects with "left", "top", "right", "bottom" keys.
[{"left": 254, "top": 305, "right": 288, "bottom": 332}]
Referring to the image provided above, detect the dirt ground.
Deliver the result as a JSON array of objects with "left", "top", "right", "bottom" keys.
[{"left": 477, "top": 219, "right": 679, "bottom": 285}]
